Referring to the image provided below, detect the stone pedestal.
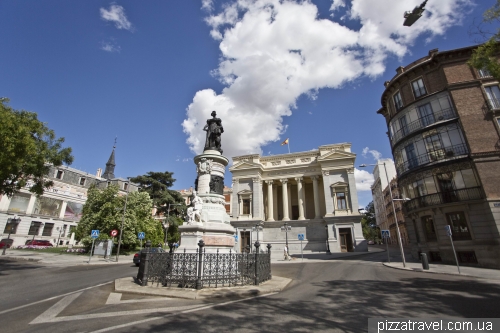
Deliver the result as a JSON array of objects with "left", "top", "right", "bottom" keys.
[{"left": 178, "top": 149, "right": 235, "bottom": 253}]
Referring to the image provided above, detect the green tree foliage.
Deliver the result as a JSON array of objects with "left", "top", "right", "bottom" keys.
[
  {"left": 469, "top": 1, "right": 500, "bottom": 80},
  {"left": 0, "top": 98, "right": 73, "bottom": 196},
  {"left": 166, "top": 215, "right": 184, "bottom": 250},
  {"left": 129, "top": 171, "right": 186, "bottom": 216},
  {"left": 361, "top": 201, "right": 380, "bottom": 242},
  {"left": 76, "top": 185, "right": 163, "bottom": 249}
]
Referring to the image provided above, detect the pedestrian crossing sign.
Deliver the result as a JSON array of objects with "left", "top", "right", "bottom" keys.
[
  {"left": 298, "top": 234, "right": 305, "bottom": 241},
  {"left": 91, "top": 230, "right": 99, "bottom": 238},
  {"left": 381, "top": 230, "right": 390, "bottom": 238},
  {"left": 138, "top": 232, "right": 145, "bottom": 240}
]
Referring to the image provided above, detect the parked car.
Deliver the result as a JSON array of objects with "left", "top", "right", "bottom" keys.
[
  {"left": 133, "top": 247, "right": 164, "bottom": 266},
  {"left": 367, "top": 240, "right": 375, "bottom": 245},
  {"left": 0, "top": 239, "right": 14, "bottom": 249},
  {"left": 25, "top": 239, "right": 53, "bottom": 247}
]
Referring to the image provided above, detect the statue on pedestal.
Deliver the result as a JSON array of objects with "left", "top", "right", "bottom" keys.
[
  {"left": 203, "top": 111, "right": 224, "bottom": 153},
  {"left": 186, "top": 190, "right": 205, "bottom": 224}
]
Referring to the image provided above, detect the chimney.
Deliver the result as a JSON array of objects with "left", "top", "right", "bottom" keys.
[{"left": 96, "top": 168, "right": 102, "bottom": 178}]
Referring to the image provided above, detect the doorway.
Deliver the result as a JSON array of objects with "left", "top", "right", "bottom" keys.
[
  {"left": 240, "top": 231, "right": 250, "bottom": 252},
  {"left": 339, "top": 228, "right": 353, "bottom": 252}
]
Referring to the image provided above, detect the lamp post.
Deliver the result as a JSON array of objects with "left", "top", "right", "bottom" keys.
[
  {"left": 360, "top": 162, "right": 406, "bottom": 268},
  {"left": 2, "top": 216, "right": 20, "bottom": 255},
  {"left": 164, "top": 203, "right": 182, "bottom": 250},
  {"left": 116, "top": 179, "right": 130, "bottom": 263},
  {"left": 281, "top": 222, "right": 291, "bottom": 250}
]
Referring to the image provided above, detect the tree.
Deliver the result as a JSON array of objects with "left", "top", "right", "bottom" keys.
[
  {"left": 75, "top": 185, "right": 163, "bottom": 250},
  {"left": 361, "top": 201, "right": 380, "bottom": 242},
  {"left": 129, "top": 171, "right": 186, "bottom": 216},
  {"left": 468, "top": 1, "right": 500, "bottom": 80},
  {"left": 0, "top": 98, "right": 73, "bottom": 196},
  {"left": 166, "top": 215, "right": 183, "bottom": 252}
]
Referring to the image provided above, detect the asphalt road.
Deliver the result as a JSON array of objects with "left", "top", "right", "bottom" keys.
[{"left": 2, "top": 251, "right": 500, "bottom": 333}]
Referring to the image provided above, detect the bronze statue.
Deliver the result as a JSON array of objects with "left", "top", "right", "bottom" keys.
[{"left": 203, "top": 111, "right": 224, "bottom": 153}]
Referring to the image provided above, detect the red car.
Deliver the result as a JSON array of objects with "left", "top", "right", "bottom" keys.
[
  {"left": 0, "top": 239, "right": 13, "bottom": 249},
  {"left": 25, "top": 239, "right": 53, "bottom": 247}
]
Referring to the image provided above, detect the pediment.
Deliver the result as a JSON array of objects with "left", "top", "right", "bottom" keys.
[
  {"left": 330, "top": 181, "right": 349, "bottom": 188},
  {"left": 317, "top": 150, "right": 356, "bottom": 161},
  {"left": 237, "top": 189, "right": 253, "bottom": 195},
  {"left": 229, "top": 161, "right": 261, "bottom": 171}
]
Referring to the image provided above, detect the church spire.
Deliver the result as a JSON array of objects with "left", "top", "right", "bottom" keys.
[{"left": 102, "top": 138, "right": 116, "bottom": 179}]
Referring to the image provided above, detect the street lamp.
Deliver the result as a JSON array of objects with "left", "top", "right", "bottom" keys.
[
  {"left": 30, "top": 222, "right": 44, "bottom": 244},
  {"left": 281, "top": 222, "right": 291, "bottom": 250},
  {"left": 2, "top": 215, "right": 21, "bottom": 255},
  {"left": 360, "top": 163, "right": 406, "bottom": 267},
  {"left": 116, "top": 179, "right": 130, "bottom": 263},
  {"left": 164, "top": 203, "right": 182, "bottom": 250}
]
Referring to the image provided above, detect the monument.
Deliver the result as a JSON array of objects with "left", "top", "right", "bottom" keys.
[{"left": 178, "top": 111, "right": 235, "bottom": 253}]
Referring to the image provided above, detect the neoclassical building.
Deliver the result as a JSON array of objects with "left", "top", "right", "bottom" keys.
[{"left": 229, "top": 143, "right": 367, "bottom": 255}]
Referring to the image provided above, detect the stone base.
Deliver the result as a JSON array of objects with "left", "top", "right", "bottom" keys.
[{"left": 179, "top": 221, "right": 236, "bottom": 253}]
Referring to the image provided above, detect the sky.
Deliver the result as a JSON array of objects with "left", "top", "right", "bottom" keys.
[{"left": 1, "top": 0, "right": 495, "bottom": 208}]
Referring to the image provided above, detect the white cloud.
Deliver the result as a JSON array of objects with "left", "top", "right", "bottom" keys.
[
  {"left": 100, "top": 40, "right": 121, "bottom": 53},
  {"left": 330, "top": 0, "right": 346, "bottom": 12},
  {"left": 100, "top": 4, "right": 134, "bottom": 31},
  {"left": 354, "top": 168, "right": 374, "bottom": 191},
  {"left": 183, "top": 0, "right": 471, "bottom": 158},
  {"left": 201, "top": 0, "right": 214, "bottom": 12},
  {"left": 362, "top": 147, "right": 382, "bottom": 161}
]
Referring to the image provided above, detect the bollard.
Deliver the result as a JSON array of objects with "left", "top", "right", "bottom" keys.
[{"left": 421, "top": 252, "right": 429, "bottom": 270}]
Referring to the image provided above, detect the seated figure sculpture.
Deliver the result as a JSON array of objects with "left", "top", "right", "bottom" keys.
[{"left": 186, "top": 190, "right": 205, "bottom": 224}]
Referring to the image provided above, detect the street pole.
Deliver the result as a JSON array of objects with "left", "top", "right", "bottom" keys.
[
  {"left": 2, "top": 216, "right": 20, "bottom": 255},
  {"left": 116, "top": 180, "right": 130, "bottom": 263}
]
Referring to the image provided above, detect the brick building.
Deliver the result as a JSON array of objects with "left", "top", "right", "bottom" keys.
[{"left": 377, "top": 45, "right": 500, "bottom": 268}]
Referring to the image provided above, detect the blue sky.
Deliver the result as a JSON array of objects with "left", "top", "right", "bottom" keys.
[{"left": 1, "top": 0, "right": 494, "bottom": 208}]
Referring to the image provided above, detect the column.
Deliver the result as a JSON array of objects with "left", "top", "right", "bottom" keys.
[
  {"left": 311, "top": 175, "right": 321, "bottom": 219},
  {"left": 287, "top": 186, "right": 292, "bottom": 219},
  {"left": 249, "top": 194, "right": 253, "bottom": 217},
  {"left": 273, "top": 183, "right": 278, "bottom": 221},
  {"left": 345, "top": 186, "right": 351, "bottom": 213},
  {"left": 266, "top": 180, "right": 274, "bottom": 222},
  {"left": 295, "top": 177, "right": 305, "bottom": 220},
  {"left": 281, "top": 179, "right": 290, "bottom": 221},
  {"left": 252, "top": 178, "right": 261, "bottom": 219},
  {"left": 231, "top": 179, "right": 239, "bottom": 219},
  {"left": 347, "top": 169, "right": 359, "bottom": 214},
  {"left": 58, "top": 201, "right": 68, "bottom": 219}
]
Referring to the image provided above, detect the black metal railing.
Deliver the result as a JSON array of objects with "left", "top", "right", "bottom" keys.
[
  {"left": 391, "top": 108, "right": 456, "bottom": 144},
  {"left": 404, "top": 187, "right": 483, "bottom": 213},
  {"left": 136, "top": 240, "right": 272, "bottom": 289},
  {"left": 396, "top": 143, "right": 468, "bottom": 175}
]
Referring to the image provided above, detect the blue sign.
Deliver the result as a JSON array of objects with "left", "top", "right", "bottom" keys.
[
  {"left": 234, "top": 235, "right": 238, "bottom": 241},
  {"left": 91, "top": 230, "right": 99, "bottom": 239},
  {"left": 298, "top": 233, "right": 305, "bottom": 241},
  {"left": 138, "top": 232, "right": 145, "bottom": 240},
  {"left": 381, "top": 230, "right": 390, "bottom": 238},
  {"left": 445, "top": 225, "right": 452, "bottom": 237}
]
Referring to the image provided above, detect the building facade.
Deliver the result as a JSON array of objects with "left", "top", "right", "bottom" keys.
[
  {"left": 377, "top": 46, "right": 500, "bottom": 268},
  {"left": 229, "top": 143, "right": 366, "bottom": 255},
  {"left": 0, "top": 147, "right": 138, "bottom": 247}
]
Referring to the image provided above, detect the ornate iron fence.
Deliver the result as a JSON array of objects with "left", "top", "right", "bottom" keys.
[{"left": 136, "top": 240, "right": 272, "bottom": 289}]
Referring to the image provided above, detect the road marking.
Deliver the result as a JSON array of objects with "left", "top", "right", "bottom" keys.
[
  {"left": 31, "top": 293, "right": 83, "bottom": 324},
  {"left": 0, "top": 281, "right": 113, "bottom": 316},
  {"left": 89, "top": 292, "right": 279, "bottom": 333},
  {"left": 105, "top": 293, "right": 173, "bottom": 305}
]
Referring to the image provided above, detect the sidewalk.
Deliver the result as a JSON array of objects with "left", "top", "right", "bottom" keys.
[
  {"left": 384, "top": 261, "right": 500, "bottom": 281},
  {"left": 0, "top": 249, "right": 136, "bottom": 266}
]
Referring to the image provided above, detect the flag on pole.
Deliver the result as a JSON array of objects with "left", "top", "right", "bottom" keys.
[{"left": 281, "top": 138, "right": 289, "bottom": 146}]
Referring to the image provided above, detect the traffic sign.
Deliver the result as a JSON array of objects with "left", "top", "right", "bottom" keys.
[
  {"left": 91, "top": 230, "right": 99, "bottom": 238},
  {"left": 445, "top": 225, "right": 452, "bottom": 237},
  {"left": 381, "top": 230, "right": 390, "bottom": 238},
  {"left": 138, "top": 232, "right": 145, "bottom": 240},
  {"left": 298, "top": 233, "right": 305, "bottom": 241},
  {"left": 234, "top": 234, "right": 238, "bottom": 241},
  {"left": 110, "top": 230, "right": 118, "bottom": 237}
]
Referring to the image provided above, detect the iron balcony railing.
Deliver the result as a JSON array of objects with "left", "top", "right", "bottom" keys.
[
  {"left": 403, "top": 187, "right": 483, "bottom": 213},
  {"left": 136, "top": 241, "right": 272, "bottom": 289},
  {"left": 391, "top": 108, "right": 456, "bottom": 145},
  {"left": 487, "top": 98, "right": 500, "bottom": 110},
  {"left": 396, "top": 143, "right": 468, "bottom": 175}
]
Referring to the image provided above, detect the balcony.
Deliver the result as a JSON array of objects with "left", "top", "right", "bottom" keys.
[
  {"left": 391, "top": 107, "right": 456, "bottom": 145},
  {"left": 396, "top": 143, "right": 468, "bottom": 175},
  {"left": 403, "top": 187, "right": 483, "bottom": 213}
]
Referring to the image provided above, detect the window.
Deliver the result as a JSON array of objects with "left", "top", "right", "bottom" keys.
[
  {"left": 424, "top": 133, "right": 445, "bottom": 161},
  {"left": 28, "top": 222, "right": 43, "bottom": 236},
  {"left": 421, "top": 216, "right": 437, "bottom": 241},
  {"left": 497, "top": 117, "right": 500, "bottom": 127},
  {"left": 446, "top": 212, "right": 471, "bottom": 241},
  {"left": 79, "top": 177, "right": 86, "bottom": 186},
  {"left": 399, "top": 115, "right": 408, "bottom": 136},
  {"left": 3, "top": 220, "right": 19, "bottom": 234},
  {"left": 42, "top": 223, "right": 54, "bottom": 236},
  {"left": 478, "top": 68, "right": 492, "bottom": 78},
  {"left": 418, "top": 103, "right": 435, "bottom": 127},
  {"left": 429, "top": 251, "right": 442, "bottom": 262},
  {"left": 123, "top": 183, "right": 129, "bottom": 191},
  {"left": 337, "top": 192, "right": 347, "bottom": 210},
  {"left": 485, "top": 85, "right": 500, "bottom": 109},
  {"left": 7, "top": 192, "right": 31, "bottom": 213},
  {"left": 55, "top": 170, "right": 64, "bottom": 180},
  {"left": 457, "top": 251, "right": 478, "bottom": 264},
  {"left": 412, "top": 78, "right": 427, "bottom": 98},
  {"left": 242, "top": 199, "right": 251, "bottom": 214},
  {"left": 393, "top": 91, "right": 403, "bottom": 111},
  {"left": 405, "top": 143, "right": 418, "bottom": 169},
  {"left": 412, "top": 219, "right": 420, "bottom": 243}
]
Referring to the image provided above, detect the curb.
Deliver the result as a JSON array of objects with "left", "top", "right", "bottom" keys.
[
  {"left": 114, "top": 275, "right": 292, "bottom": 300},
  {"left": 0, "top": 256, "right": 42, "bottom": 262},
  {"left": 382, "top": 262, "right": 477, "bottom": 279}
]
